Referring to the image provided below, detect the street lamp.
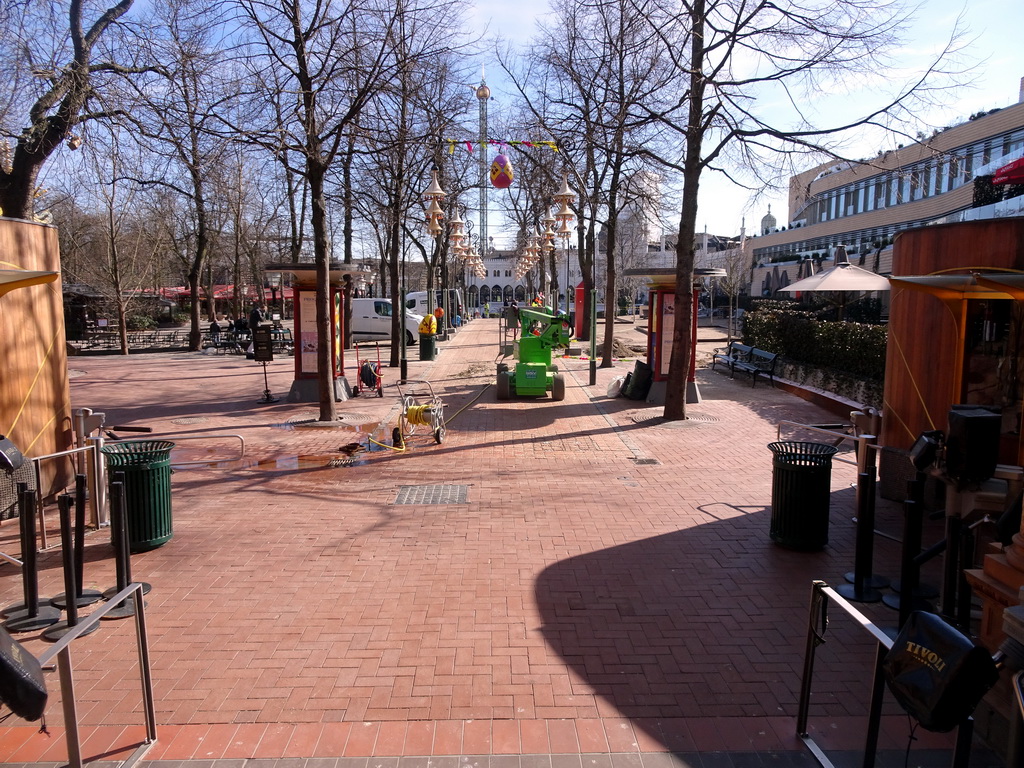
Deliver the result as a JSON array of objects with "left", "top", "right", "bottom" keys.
[
  {"left": 422, "top": 168, "right": 447, "bottom": 349},
  {"left": 540, "top": 211, "right": 556, "bottom": 306},
  {"left": 553, "top": 172, "right": 576, "bottom": 315},
  {"left": 267, "top": 272, "right": 282, "bottom": 323}
]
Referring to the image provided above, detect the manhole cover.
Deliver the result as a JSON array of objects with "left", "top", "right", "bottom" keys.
[
  {"left": 284, "top": 411, "right": 376, "bottom": 427},
  {"left": 172, "top": 416, "right": 209, "bottom": 425},
  {"left": 393, "top": 485, "right": 469, "bottom": 505}
]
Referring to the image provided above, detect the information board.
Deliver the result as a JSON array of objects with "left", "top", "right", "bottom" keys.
[{"left": 253, "top": 325, "right": 274, "bottom": 362}]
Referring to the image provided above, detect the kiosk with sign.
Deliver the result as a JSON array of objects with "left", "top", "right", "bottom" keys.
[
  {"left": 624, "top": 267, "right": 725, "bottom": 404},
  {"left": 264, "top": 262, "right": 368, "bottom": 403}
]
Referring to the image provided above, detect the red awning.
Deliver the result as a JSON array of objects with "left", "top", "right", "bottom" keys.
[{"left": 992, "top": 157, "right": 1024, "bottom": 186}]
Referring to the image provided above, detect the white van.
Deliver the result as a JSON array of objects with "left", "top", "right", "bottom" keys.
[
  {"left": 350, "top": 298, "right": 423, "bottom": 345},
  {"left": 405, "top": 289, "right": 464, "bottom": 324}
]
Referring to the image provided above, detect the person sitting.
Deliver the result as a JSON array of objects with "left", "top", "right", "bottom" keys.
[{"left": 209, "top": 318, "right": 222, "bottom": 344}]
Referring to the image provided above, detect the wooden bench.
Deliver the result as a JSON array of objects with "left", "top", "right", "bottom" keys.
[
  {"left": 731, "top": 348, "right": 778, "bottom": 387},
  {"left": 711, "top": 342, "right": 752, "bottom": 374}
]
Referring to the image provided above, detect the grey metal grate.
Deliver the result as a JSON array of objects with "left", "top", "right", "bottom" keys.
[
  {"left": 631, "top": 411, "right": 720, "bottom": 425},
  {"left": 172, "top": 416, "right": 208, "bottom": 425},
  {"left": 393, "top": 484, "right": 469, "bottom": 505}
]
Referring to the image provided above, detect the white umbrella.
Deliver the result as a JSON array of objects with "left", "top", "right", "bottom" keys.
[
  {"left": 779, "top": 250, "right": 889, "bottom": 319},
  {"left": 780, "top": 260, "right": 890, "bottom": 293}
]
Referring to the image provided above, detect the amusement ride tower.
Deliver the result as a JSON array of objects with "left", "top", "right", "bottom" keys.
[{"left": 476, "top": 78, "right": 489, "bottom": 258}]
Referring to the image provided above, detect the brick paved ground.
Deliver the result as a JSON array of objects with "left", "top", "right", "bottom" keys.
[{"left": 0, "top": 319, "right": 1001, "bottom": 766}]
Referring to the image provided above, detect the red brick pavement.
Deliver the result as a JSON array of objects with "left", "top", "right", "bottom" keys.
[{"left": 0, "top": 319, "right": 963, "bottom": 761}]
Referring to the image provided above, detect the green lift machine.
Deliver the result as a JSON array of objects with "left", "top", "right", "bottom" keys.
[{"left": 496, "top": 306, "right": 572, "bottom": 400}]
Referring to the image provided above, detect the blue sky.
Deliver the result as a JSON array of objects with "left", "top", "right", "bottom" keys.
[{"left": 469, "top": 0, "right": 1024, "bottom": 239}]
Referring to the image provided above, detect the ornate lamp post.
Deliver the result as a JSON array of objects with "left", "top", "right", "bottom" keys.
[
  {"left": 540, "top": 211, "right": 556, "bottom": 306},
  {"left": 448, "top": 206, "right": 468, "bottom": 317},
  {"left": 267, "top": 272, "right": 282, "bottom": 323},
  {"left": 423, "top": 168, "right": 447, "bottom": 352},
  {"left": 553, "top": 173, "right": 576, "bottom": 315}
]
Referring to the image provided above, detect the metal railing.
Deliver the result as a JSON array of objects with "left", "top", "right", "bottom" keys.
[
  {"left": 798, "top": 580, "right": 975, "bottom": 768},
  {"left": 26, "top": 445, "right": 100, "bottom": 548},
  {"left": 38, "top": 582, "right": 156, "bottom": 768},
  {"left": 776, "top": 420, "right": 875, "bottom": 470},
  {"left": 141, "top": 433, "right": 246, "bottom": 467}
]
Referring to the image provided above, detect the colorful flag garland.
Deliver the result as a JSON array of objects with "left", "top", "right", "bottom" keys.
[{"left": 447, "top": 139, "right": 559, "bottom": 155}]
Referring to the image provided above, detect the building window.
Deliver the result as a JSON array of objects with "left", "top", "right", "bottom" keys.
[
  {"left": 493, "top": 270, "right": 500, "bottom": 277},
  {"left": 505, "top": 270, "right": 511, "bottom": 277}
]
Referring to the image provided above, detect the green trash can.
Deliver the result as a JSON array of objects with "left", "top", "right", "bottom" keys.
[
  {"left": 101, "top": 441, "right": 175, "bottom": 552},
  {"left": 419, "top": 333, "right": 436, "bottom": 361},
  {"left": 767, "top": 441, "right": 839, "bottom": 551}
]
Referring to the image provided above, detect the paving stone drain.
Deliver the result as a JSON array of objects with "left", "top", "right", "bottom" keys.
[{"left": 393, "top": 484, "right": 469, "bottom": 505}]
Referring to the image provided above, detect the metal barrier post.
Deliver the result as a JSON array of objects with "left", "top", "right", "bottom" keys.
[
  {"left": 797, "top": 581, "right": 826, "bottom": 735},
  {"left": 88, "top": 434, "right": 108, "bottom": 526},
  {"left": 837, "top": 436, "right": 888, "bottom": 603},
  {"left": 863, "top": 645, "right": 886, "bottom": 768},
  {"left": 73, "top": 408, "right": 91, "bottom": 477},
  {"left": 799, "top": 582, "right": 892, "bottom": 768}
]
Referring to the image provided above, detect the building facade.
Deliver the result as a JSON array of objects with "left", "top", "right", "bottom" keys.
[{"left": 749, "top": 87, "right": 1024, "bottom": 295}]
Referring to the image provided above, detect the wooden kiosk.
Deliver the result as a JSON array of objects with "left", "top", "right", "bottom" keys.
[
  {"left": 880, "top": 218, "right": 1024, "bottom": 649},
  {"left": 265, "top": 262, "right": 368, "bottom": 403},
  {"left": 0, "top": 218, "right": 74, "bottom": 513},
  {"left": 624, "top": 267, "right": 725, "bottom": 404}
]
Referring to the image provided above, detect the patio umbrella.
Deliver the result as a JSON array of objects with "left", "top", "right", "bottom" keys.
[
  {"left": 780, "top": 252, "right": 889, "bottom": 319},
  {"left": 992, "top": 157, "right": 1024, "bottom": 186},
  {"left": 0, "top": 269, "right": 58, "bottom": 298}
]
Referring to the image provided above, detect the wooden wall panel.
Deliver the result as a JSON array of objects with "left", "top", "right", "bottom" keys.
[
  {"left": 0, "top": 218, "right": 74, "bottom": 498},
  {"left": 881, "top": 218, "right": 1024, "bottom": 463}
]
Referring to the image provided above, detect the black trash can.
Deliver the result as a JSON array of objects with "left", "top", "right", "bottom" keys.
[
  {"left": 101, "top": 441, "right": 175, "bottom": 552},
  {"left": 767, "top": 441, "right": 839, "bottom": 550},
  {"left": 419, "top": 333, "right": 436, "bottom": 361}
]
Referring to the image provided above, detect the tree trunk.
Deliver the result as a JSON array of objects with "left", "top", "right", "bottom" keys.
[
  {"left": 309, "top": 163, "right": 337, "bottom": 422},
  {"left": 664, "top": 0, "right": 705, "bottom": 421}
]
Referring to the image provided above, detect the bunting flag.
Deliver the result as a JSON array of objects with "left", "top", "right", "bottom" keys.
[{"left": 447, "top": 139, "right": 559, "bottom": 155}]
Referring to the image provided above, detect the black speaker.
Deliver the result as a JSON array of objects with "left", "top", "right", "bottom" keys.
[{"left": 945, "top": 406, "right": 1000, "bottom": 485}]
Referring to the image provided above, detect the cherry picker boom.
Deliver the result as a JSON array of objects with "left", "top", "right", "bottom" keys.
[{"left": 496, "top": 306, "right": 572, "bottom": 400}]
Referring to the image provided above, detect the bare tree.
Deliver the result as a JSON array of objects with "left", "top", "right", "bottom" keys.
[
  {"left": 73, "top": 128, "right": 159, "bottom": 353},
  {"left": 0, "top": 0, "right": 139, "bottom": 218},
  {"left": 109, "top": 0, "right": 238, "bottom": 350},
  {"left": 510, "top": 0, "right": 677, "bottom": 360},
  {"left": 638, "top": 0, "right": 963, "bottom": 419},
  {"left": 235, "top": 0, "right": 469, "bottom": 418}
]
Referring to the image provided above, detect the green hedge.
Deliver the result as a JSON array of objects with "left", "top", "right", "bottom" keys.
[{"left": 743, "top": 300, "right": 887, "bottom": 381}]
